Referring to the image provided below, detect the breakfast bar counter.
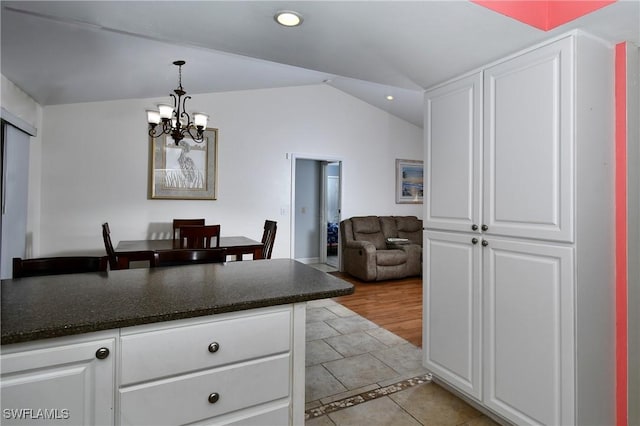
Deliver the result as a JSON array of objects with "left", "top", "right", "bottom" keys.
[
  {"left": 0, "top": 259, "right": 353, "bottom": 425},
  {"left": 1, "top": 258, "right": 353, "bottom": 345}
]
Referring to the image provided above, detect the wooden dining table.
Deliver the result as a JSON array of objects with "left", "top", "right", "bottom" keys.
[{"left": 116, "top": 236, "right": 264, "bottom": 261}]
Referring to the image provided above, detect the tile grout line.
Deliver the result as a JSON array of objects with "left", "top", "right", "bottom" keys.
[{"left": 304, "top": 373, "right": 432, "bottom": 420}]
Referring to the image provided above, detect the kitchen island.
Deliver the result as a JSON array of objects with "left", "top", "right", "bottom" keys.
[{"left": 1, "top": 259, "right": 353, "bottom": 425}]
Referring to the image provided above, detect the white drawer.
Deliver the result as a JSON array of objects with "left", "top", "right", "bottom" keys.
[
  {"left": 185, "top": 402, "right": 289, "bottom": 425},
  {"left": 120, "top": 309, "right": 291, "bottom": 385},
  {"left": 218, "top": 404, "right": 289, "bottom": 426},
  {"left": 119, "top": 354, "right": 290, "bottom": 426}
]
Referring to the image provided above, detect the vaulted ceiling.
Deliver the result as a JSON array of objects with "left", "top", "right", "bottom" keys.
[{"left": 2, "top": 1, "right": 638, "bottom": 128}]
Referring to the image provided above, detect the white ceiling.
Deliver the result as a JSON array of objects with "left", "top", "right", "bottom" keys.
[{"left": 2, "top": 1, "right": 639, "bottom": 128}]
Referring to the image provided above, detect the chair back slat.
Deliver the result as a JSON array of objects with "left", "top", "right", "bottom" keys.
[
  {"left": 13, "top": 256, "right": 108, "bottom": 278},
  {"left": 102, "top": 222, "right": 155, "bottom": 270},
  {"left": 173, "top": 219, "right": 205, "bottom": 243},
  {"left": 179, "top": 225, "right": 221, "bottom": 249},
  {"left": 155, "top": 248, "right": 227, "bottom": 267},
  {"left": 261, "top": 220, "right": 277, "bottom": 259},
  {"left": 102, "top": 222, "right": 118, "bottom": 269}
]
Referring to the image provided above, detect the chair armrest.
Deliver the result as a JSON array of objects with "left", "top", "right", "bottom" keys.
[
  {"left": 398, "top": 243, "right": 421, "bottom": 254},
  {"left": 399, "top": 244, "right": 422, "bottom": 276},
  {"left": 343, "top": 240, "right": 376, "bottom": 253}
]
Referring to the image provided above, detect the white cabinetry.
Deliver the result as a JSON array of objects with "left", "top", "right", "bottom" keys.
[
  {"left": 423, "top": 32, "right": 615, "bottom": 426},
  {"left": 1, "top": 304, "right": 306, "bottom": 426},
  {"left": 423, "top": 231, "right": 481, "bottom": 399},
  {"left": 424, "top": 71, "right": 482, "bottom": 233},
  {"left": 0, "top": 332, "right": 116, "bottom": 426},
  {"left": 484, "top": 38, "right": 574, "bottom": 242},
  {"left": 118, "top": 307, "right": 296, "bottom": 426},
  {"left": 483, "top": 238, "right": 574, "bottom": 425}
]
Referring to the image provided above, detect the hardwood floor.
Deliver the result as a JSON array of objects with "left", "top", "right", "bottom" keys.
[{"left": 331, "top": 272, "right": 423, "bottom": 347}]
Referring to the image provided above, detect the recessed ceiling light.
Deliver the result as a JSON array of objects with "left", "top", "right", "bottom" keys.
[
  {"left": 386, "top": 95, "right": 394, "bottom": 101},
  {"left": 275, "top": 10, "right": 303, "bottom": 27}
]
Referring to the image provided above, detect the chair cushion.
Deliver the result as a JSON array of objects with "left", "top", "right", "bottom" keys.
[
  {"left": 376, "top": 249, "right": 408, "bottom": 266},
  {"left": 351, "top": 216, "right": 386, "bottom": 250},
  {"left": 396, "top": 216, "right": 423, "bottom": 246},
  {"left": 379, "top": 217, "right": 398, "bottom": 239}
]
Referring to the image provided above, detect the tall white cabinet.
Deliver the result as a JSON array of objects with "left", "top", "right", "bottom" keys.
[{"left": 423, "top": 31, "right": 615, "bottom": 426}]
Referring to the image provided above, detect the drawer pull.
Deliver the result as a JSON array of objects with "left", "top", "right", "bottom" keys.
[
  {"left": 208, "top": 392, "right": 220, "bottom": 404},
  {"left": 95, "top": 347, "right": 110, "bottom": 360},
  {"left": 208, "top": 342, "right": 220, "bottom": 353}
]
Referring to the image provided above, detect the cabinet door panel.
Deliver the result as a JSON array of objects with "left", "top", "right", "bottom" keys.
[
  {"left": 425, "top": 72, "right": 482, "bottom": 233},
  {"left": 423, "top": 231, "right": 481, "bottom": 399},
  {"left": 484, "top": 37, "right": 573, "bottom": 242},
  {"left": 1, "top": 338, "right": 115, "bottom": 426},
  {"left": 483, "top": 238, "right": 574, "bottom": 425}
]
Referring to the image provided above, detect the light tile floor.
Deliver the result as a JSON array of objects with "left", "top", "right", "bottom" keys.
[{"left": 305, "top": 298, "right": 501, "bottom": 426}]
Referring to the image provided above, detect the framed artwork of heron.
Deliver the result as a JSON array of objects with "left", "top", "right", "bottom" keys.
[{"left": 149, "top": 128, "right": 218, "bottom": 200}]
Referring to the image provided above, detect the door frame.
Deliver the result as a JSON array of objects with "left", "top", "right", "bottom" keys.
[{"left": 289, "top": 153, "right": 343, "bottom": 264}]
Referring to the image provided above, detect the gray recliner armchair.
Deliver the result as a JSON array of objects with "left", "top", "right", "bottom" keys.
[{"left": 340, "top": 216, "right": 422, "bottom": 282}]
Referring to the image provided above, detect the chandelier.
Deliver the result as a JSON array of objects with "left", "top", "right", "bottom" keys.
[{"left": 147, "top": 60, "right": 209, "bottom": 145}]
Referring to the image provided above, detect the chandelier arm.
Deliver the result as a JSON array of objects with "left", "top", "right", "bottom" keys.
[
  {"left": 180, "top": 95, "right": 192, "bottom": 124},
  {"left": 149, "top": 121, "right": 172, "bottom": 139},
  {"left": 183, "top": 126, "right": 205, "bottom": 143},
  {"left": 148, "top": 127, "right": 161, "bottom": 139},
  {"left": 170, "top": 93, "right": 178, "bottom": 109},
  {"left": 149, "top": 126, "right": 169, "bottom": 139},
  {"left": 170, "top": 93, "right": 181, "bottom": 129}
]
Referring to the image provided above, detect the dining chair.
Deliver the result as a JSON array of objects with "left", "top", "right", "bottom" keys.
[
  {"left": 261, "top": 220, "right": 277, "bottom": 259},
  {"left": 179, "top": 225, "right": 221, "bottom": 249},
  {"left": 102, "top": 222, "right": 156, "bottom": 270},
  {"left": 13, "top": 256, "right": 109, "bottom": 278},
  {"left": 172, "top": 219, "right": 205, "bottom": 244},
  {"left": 154, "top": 248, "right": 227, "bottom": 267}
]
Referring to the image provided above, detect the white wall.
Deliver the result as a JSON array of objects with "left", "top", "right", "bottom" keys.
[{"left": 37, "top": 84, "right": 422, "bottom": 258}]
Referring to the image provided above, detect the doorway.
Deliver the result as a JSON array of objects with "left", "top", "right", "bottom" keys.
[
  {"left": 322, "top": 161, "right": 340, "bottom": 268},
  {"left": 291, "top": 155, "right": 342, "bottom": 269}
]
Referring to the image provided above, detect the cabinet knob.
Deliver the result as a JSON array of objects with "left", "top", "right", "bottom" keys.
[
  {"left": 208, "top": 342, "right": 220, "bottom": 353},
  {"left": 208, "top": 393, "right": 220, "bottom": 404},
  {"left": 482, "top": 239, "right": 489, "bottom": 247},
  {"left": 471, "top": 238, "right": 478, "bottom": 245},
  {"left": 471, "top": 224, "right": 478, "bottom": 231},
  {"left": 481, "top": 224, "right": 488, "bottom": 232},
  {"left": 95, "top": 347, "right": 110, "bottom": 360}
]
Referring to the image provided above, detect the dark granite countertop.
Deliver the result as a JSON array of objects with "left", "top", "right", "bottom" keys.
[{"left": 1, "top": 259, "right": 353, "bottom": 345}]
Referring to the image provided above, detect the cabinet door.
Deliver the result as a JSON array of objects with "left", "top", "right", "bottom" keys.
[
  {"left": 483, "top": 238, "right": 574, "bottom": 425},
  {"left": 423, "top": 231, "right": 481, "bottom": 399},
  {"left": 424, "top": 72, "right": 482, "bottom": 233},
  {"left": 1, "top": 337, "right": 115, "bottom": 426},
  {"left": 484, "top": 36, "right": 574, "bottom": 242}
]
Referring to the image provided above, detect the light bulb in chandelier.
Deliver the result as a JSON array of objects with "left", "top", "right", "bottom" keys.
[{"left": 147, "top": 60, "right": 209, "bottom": 145}]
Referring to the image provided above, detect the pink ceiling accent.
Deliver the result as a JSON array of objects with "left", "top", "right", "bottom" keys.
[{"left": 472, "top": 0, "right": 617, "bottom": 31}]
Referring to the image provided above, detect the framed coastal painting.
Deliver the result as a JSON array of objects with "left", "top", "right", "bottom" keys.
[
  {"left": 149, "top": 128, "right": 218, "bottom": 200},
  {"left": 395, "top": 159, "right": 423, "bottom": 204}
]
